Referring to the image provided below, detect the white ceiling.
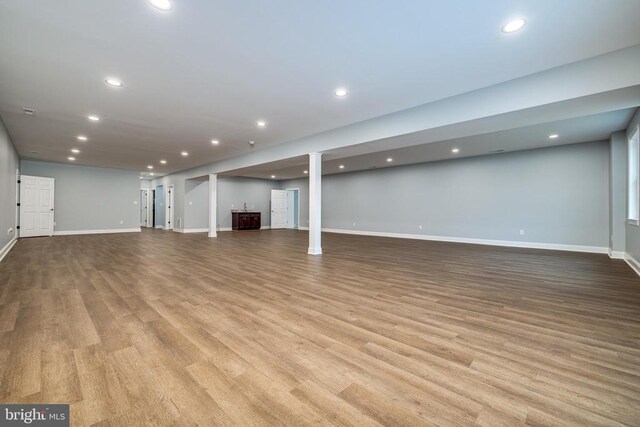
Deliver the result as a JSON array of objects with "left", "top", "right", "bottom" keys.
[
  {"left": 1, "top": 0, "right": 640, "bottom": 176},
  {"left": 222, "top": 108, "right": 637, "bottom": 180}
]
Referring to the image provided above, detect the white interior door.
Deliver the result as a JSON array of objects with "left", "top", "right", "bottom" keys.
[
  {"left": 20, "top": 175, "right": 55, "bottom": 237},
  {"left": 271, "top": 189, "right": 287, "bottom": 229},
  {"left": 140, "top": 190, "right": 149, "bottom": 227}
]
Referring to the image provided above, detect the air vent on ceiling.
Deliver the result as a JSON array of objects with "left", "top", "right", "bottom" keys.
[{"left": 22, "top": 107, "right": 35, "bottom": 115}]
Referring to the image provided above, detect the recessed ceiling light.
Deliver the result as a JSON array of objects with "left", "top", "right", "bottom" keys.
[
  {"left": 148, "top": 0, "right": 173, "bottom": 11},
  {"left": 271, "top": 175, "right": 276, "bottom": 179},
  {"left": 147, "top": 165, "right": 153, "bottom": 169},
  {"left": 386, "top": 157, "right": 393, "bottom": 162},
  {"left": 87, "top": 115, "right": 100, "bottom": 122},
  {"left": 140, "top": 177, "right": 143, "bottom": 179},
  {"left": 181, "top": 151, "right": 189, "bottom": 156},
  {"left": 303, "top": 170, "right": 308, "bottom": 174},
  {"left": 105, "top": 78, "right": 123, "bottom": 88},
  {"left": 77, "top": 135, "right": 88, "bottom": 141},
  {"left": 502, "top": 18, "right": 526, "bottom": 33},
  {"left": 149, "top": 172, "right": 155, "bottom": 176},
  {"left": 451, "top": 148, "right": 460, "bottom": 153},
  {"left": 71, "top": 148, "right": 80, "bottom": 154},
  {"left": 211, "top": 139, "right": 219, "bottom": 145},
  {"left": 334, "top": 88, "right": 348, "bottom": 98},
  {"left": 339, "top": 165, "right": 345, "bottom": 169},
  {"left": 68, "top": 156, "right": 76, "bottom": 161},
  {"left": 257, "top": 120, "right": 267, "bottom": 128},
  {"left": 549, "top": 133, "right": 559, "bottom": 139},
  {"left": 160, "top": 160, "right": 167, "bottom": 164}
]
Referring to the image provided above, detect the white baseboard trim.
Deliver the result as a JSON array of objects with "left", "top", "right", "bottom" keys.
[
  {"left": 308, "top": 247, "right": 322, "bottom": 255},
  {"left": 261, "top": 225, "right": 271, "bottom": 230},
  {"left": 154, "top": 225, "right": 164, "bottom": 229},
  {"left": 53, "top": 228, "right": 141, "bottom": 236},
  {"left": 624, "top": 253, "right": 640, "bottom": 277},
  {"left": 173, "top": 228, "right": 209, "bottom": 233},
  {"left": 608, "top": 250, "right": 625, "bottom": 259},
  {"left": 0, "top": 237, "right": 17, "bottom": 263},
  {"left": 320, "top": 228, "right": 608, "bottom": 254}
]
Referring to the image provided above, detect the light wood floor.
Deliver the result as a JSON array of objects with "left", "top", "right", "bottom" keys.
[{"left": 1, "top": 229, "right": 640, "bottom": 426}]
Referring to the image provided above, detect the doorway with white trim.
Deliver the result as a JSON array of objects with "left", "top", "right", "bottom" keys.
[
  {"left": 19, "top": 175, "right": 55, "bottom": 237},
  {"left": 270, "top": 188, "right": 300, "bottom": 230},
  {"left": 285, "top": 188, "right": 300, "bottom": 229},
  {"left": 166, "top": 185, "right": 174, "bottom": 230}
]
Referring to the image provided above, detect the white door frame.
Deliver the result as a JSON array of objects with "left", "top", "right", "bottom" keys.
[
  {"left": 165, "top": 185, "right": 174, "bottom": 230},
  {"left": 146, "top": 190, "right": 152, "bottom": 226},
  {"left": 19, "top": 175, "right": 55, "bottom": 238},
  {"left": 151, "top": 189, "right": 157, "bottom": 228},
  {"left": 270, "top": 189, "right": 287, "bottom": 229},
  {"left": 154, "top": 185, "right": 164, "bottom": 229},
  {"left": 140, "top": 189, "right": 150, "bottom": 227},
  {"left": 285, "top": 187, "right": 300, "bottom": 229}
]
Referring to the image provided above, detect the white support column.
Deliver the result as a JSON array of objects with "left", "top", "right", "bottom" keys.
[
  {"left": 208, "top": 173, "right": 217, "bottom": 238},
  {"left": 308, "top": 153, "right": 322, "bottom": 255},
  {"left": 609, "top": 131, "right": 626, "bottom": 257}
]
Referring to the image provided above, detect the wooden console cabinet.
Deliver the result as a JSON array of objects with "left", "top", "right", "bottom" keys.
[{"left": 231, "top": 211, "right": 261, "bottom": 230}]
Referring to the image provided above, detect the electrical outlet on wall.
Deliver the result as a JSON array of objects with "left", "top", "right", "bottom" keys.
[
  {"left": 120, "top": 220, "right": 124, "bottom": 225},
  {"left": 352, "top": 222, "right": 356, "bottom": 227},
  {"left": 519, "top": 229, "right": 525, "bottom": 235},
  {"left": 418, "top": 225, "right": 423, "bottom": 230},
  {"left": 133, "top": 200, "right": 138, "bottom": 205}
]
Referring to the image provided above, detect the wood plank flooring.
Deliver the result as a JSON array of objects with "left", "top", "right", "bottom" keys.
[{"left": 1, "top": 228, "right": 640, "bottom": 426}]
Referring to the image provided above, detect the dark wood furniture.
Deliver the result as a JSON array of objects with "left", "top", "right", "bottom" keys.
[{"left": 231, "top": 211, "right": 261, "bottom": 230}]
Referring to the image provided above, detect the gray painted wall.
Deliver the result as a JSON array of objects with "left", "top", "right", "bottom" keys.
[
  {"left": 156, "top": 175, "right": 279, "bottom": 231},
  {"left": 0, "top": 118, "right": 19, "bottom": 250},
  {"left": 20, "top": 161, "right": 140, "bottom": 232},
  {"left": 142, "top": 47, "right": 639, "bottom": 231},
  {"left": 218, "top": 177, "right": 280, "bottom": 229},
  {"left": 151, "top": 170, "right": 193, "bottom": 231},
  {"left": 281, "top": 141, "right": 610, "bottom": 248},
  {"left": 184, "top": 179, "right": 208, "bottom": 230},
  {"left": 626, "top": 109, "right": 640, "bottom": 262}
]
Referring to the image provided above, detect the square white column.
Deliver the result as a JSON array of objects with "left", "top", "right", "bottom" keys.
[
  {"left": 308, "top": 153, "right": 322, "bottom": 255},
  {"left": 208, "top": 173, "right": 217, "bottom": 238}
]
